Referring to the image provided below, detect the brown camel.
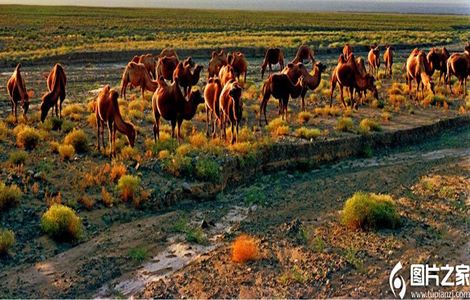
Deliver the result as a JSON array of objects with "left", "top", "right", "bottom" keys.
[
  {"left": 95, "top": 85, "right": 136, "bottom": 157},
  {"left": 427, "top": 47, "right": 450, "bottom": 84},
  {"left": 173, "top": 62, "right": 204, "bottom": 96},
  {"left": 208, "top": 50, "right": 228, "bottom": 78},
  {"left": 406, "top": 50, "right": 435, "bottom": 100},
  {"left": 291, "top": 45, "right": 315, "bottom": 68},
  {"left": 383, "top": 45, "right": 394, "bottom": 78},
  {"left": 300, "top": 62, "right": 327, "bottom": 111},
  {"left": 137, "top": 54, "right": 157, "bottom": 79},
  {"left": 367, "top": 45, "right": 380, "bottom": 76},
  {"left": 152, "top": 76, "right": 204, "bottom": 143},
  {"left": 446, "top": 44, "right": 470, "bottom": 96},
  {"left": 259, "top": 74, "right": 304, "bottom": 125},
  {"left": 6, "top": 64, "right": 34, "bottom": 123},
  {"left": 157, "top": 56, "right": 179, "bottom": 82},
  {"left": 261, "top": 48, "right": 285, "bottom": 79},
  {"left": 159, "top": 48, "right": 179, "bottom": 60},
  {"left": 219, "top": 64, "right": 236, "bottom": 86},
  {"left": 282, "top": 62, "right": 308, "bottom": 83},
  {"left": 330, "top": 54, "right": 378, "bottom": 109},
  {"left": 219, "top": 80, "right": 243, "bottom": 144},
  {"left": 120, "top": 62, "right": 159, "bottom": 100},
  {"left": 40, "top": 63, "right": 67, "bottom": 122},
  {"left": 204, "top": 77, "right": 223, "bottom": 138},
  {"left": 343, "top": 43, "right": 353, "bottom": 58},
  {"left": 228, "top": 51, "right": 248, "bottom": 83}
]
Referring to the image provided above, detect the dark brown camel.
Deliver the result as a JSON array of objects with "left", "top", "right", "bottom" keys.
[
  {"left": 427, "top": 47, "right": 450, "bottom": 84},
  {"left": 159, "top": 48, "right": 179, "bottom": 60},
  {"left": 291, "top": 45, "right": 315, "bottom": 68},
  {"left": 120, "top": 62, "right": 159, "bottom": 100},
  {"left": 300, "top": 62, "right": 327, "bottom": 111},
  {"left": 259, "top": 74, "right": 304, "bottom": 125},
  {"left": 173, "top": 62, "right": 204, "bottom": 96},
  {"left": 152, "top": 76, "right": 204, "bottom": 143},
  {"left": 157, "top": 56, "right": 179, "bottom": 82},
  {"left": 40, "top": 63, "right": 67, "bottom": 122},
  {"left": 261, "top": 48, "right": 285, "bottom": 79},
  {"left": 219, "top": 80, "right": 243, "bottom": 144},
  {"left": 446, "top": 44, "right": 470, "bottom": 97},
  {"left": 95, "top": 85, "right": 136, "bottom": 157},
  {"left": 204, "top": 77, "right": 223, "bottom": 138},
  {"left": 228, "top": 51, "right": 248, "bottom": 83},
  {"left": 6, "top": 64, "right": 34, "bottom": 123}
]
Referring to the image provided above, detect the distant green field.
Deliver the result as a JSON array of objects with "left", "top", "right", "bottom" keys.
[{"left": 0, "top": 5, "right": 469, "bottom": 63}]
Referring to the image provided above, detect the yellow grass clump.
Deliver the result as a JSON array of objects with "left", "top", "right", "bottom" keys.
[{"left": 232, "top": 234, "right": 259, "bottom": 263}]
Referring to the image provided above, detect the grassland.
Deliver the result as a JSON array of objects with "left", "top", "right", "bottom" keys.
[{"left": 0, "top": 5, "right": 469, "bottom": 63}]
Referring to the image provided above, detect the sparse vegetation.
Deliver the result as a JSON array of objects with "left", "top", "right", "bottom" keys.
[
  {"left": 232, "top": 234, "right": 259, "bottom": 263},
  {"left": 16, "top": 126, "right": 40, "bottom": 150},
  {"left": 41, "top": 204, "right": 83, "bottom": 241},
  {"left": 0, "top": 229, "right": 15, "bottom": 256},
  {"left": 58, "top": 144, "right": 75, "bottom": 161},
  {"left": 342, "top": 192, "right": 400, "bottom": 230},
  {"left": 0, "top": 182, "right": 22, "bottom": 211},
  {"left": 128, "top": 246, "right": 148, "bottom": 262},
  {"left": 8, "top": 150, "right": 28, "bottom": 165},
  {"left": 336, "top": 117, "right": 355, "bottom": 132},
  {"left": 116, "top": 175, "right": 141, "bottom": 202},
  {"left": 64, "top": 129, "right": 88, "bottom": 153},
  {"left": 195, "top": 157, "right": 220, "bottom": 182},
  {"left": 295, "top": 127, "right": 321, "bottom": 139}
]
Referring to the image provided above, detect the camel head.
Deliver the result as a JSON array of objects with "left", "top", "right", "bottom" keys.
[
  {"left": 183, "top": 56, "right": 194, "bottom": 68},
  {"left": 22, "top": 89, "right": 34, "bottom": 116},
  {"left": 229, "top": 81, "right": 243, "bottom": 119},
  {"left": 189, "top": 88, "right": 204, "bottom": 106},
  {"left": 315, "top": 61, "right": 327, "bottom": 73},
  {"left": 194, "top": 64, "right": 204, "bottom": 74},
  {"left": 40, "top": 93, "right": 53, "bottom": 122}
]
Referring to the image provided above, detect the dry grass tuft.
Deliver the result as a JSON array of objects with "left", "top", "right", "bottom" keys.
[{"left": 232, "top": 234, "right": 259, "bottom": 263}]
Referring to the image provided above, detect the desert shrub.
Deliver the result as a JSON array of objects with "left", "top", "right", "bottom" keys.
[
  {"left": 228, "top": 142, "right": 254, "bottom": 154},
  {"left": 64, "top": 129, "right": 88, "bottom": 153},
  {"left": 266, "top": 117, "right": 286, "bottom": 133},
  {"left": 0, "top": 122, "right": 8, "bottom": 141},
  {"left": 152, "top": 138, "right": 178, "bottom": 154},
  {"left": 342, "top": 192, "right": 400, "bottom": 230},
  {"left": 359, "top": 118, "right": 381, "bottom": 134},
  {"left": 128, "top": 99, "right": 146, "bottom": 111},
  {"left": 87, "top": 113, "right": 97, "bottom": 128},
  {"left": 128, "top": 246, "right": 148, "bottom": 262},
  {"left": 185, "top": 227, "right": 208, "bottom": 244},
  {"left": 158, "top": 150, "right": 171, "bottom": 159},
  {"left": 110, "top": 162, "right": 126, "bottom": 182},
  {"left": 43, "top": 117, "right": 63, "bottom": 131},
  {"left": 101, "top": 187, "right": 113, "bottom": 207},
  {"left": 117, "top": 175, "right": 141, "bottom": 202},
  {"left": 0, "top": 229, "right": 15, "bottom": 255},
  {"left": 58, "top": 144, "right": 75, "bottom": 161},
  {"left": 336, "top": 117, "right": 355, "bottom": 132},
  {"left": 189, "top": 132, "right": 208, "bottom": 148},
  {"left": 8, "top": 150, "right": 27, "bottom": 165},
  {"left": 381, "top": 112, "right": 391, "bottom": 122},
  {"left": 176, "top": 144, "right": 194, "bottom": 156},
  {"left": 62, "top": 103, "right": 84, "bottom": 117},
  {"left": 61, "top": 120, "right": 75, "bottom": 133},
  {"left": 0, "top": 182, "right": 22, "bottom": 211},
  {"left": 164, "top": 155, "right": 193, "bottom": 177},
  {"left": 195, "top": 157, "right": 220, "bottom": 182},
  {"left": 50, "top": 141, "right": 60, "bottom": 153},
  {"left": 16, "top": 126, "right": 40, "bottom": 150},
  {"left": 41, "top": 204, "right": 83, "bottom": 240},
  {"left": 295, "top": 127, "right": 321, "bottom": 140},
  {"left": 79, "top": 195, "right": 95, "bottom": 210},
  {"left": 232, "top": 234, "right": 259, "bottom": 263},
  {"left": 120, "top": 146, "right": 139, "bottom": 161},
  {"left": 297, "top": 112, "right": 313, "bottom": 125}
]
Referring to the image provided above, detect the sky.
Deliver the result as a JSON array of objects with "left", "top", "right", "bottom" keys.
[{"left": 0, "top": 0, "right": 469, "bottom": 14}]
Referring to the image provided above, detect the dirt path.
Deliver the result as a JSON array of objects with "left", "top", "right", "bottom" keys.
[{"left": 1, "top": 127, "right": 466, "bottom": 298}]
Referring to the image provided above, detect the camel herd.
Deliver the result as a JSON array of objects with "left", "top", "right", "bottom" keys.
[{"left": 4, "top": 43, "right": 470, "bottom": 155}]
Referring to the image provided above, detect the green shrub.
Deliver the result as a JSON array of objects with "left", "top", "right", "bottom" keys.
[
  {"left": 295, "top": 127, "right": 321, "bottom": 139},
  {"left": 41, "top": 204, "right": 83, "bottom": 240},
  {"left": 336, "top": 117, "right": 355, "bottom": 132},
  {"left": 342, "top": 192, "right": 400, "bottom": 230},
  {"left": 164, "top": 154, "right": 193, "bottom": 177},
  {"left": 64, "top": 129, "right": 88, "bottom": 153},
  {"left": 8, "top": 150, "right": 28, "bottom": 165},
  {"left": 195, "top": 157, "right": 220, "bottom": 182},
  {"left": 0, "top": 182, "right": 22, "bottom": 211},
  {"left": 0, "top": 229, "right": 15, "bottom": 255},
  {"left": 43, "top": 117, "right": 63, "bottom": 131},
  {"left": 117, "top": 175, "right": 141, "bottom": 201},
  {"left": 128, "top": 246, "right": 148, "bottom": 262},
  {"left": 16, "top": 126, "right": 40, "bottom": 150}
]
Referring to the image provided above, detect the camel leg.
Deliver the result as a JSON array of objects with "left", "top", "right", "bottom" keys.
[
  {"left": 212, "top": 115, "right": 218, "bottom": 139},
  {"left": 171, "top": 120, "right": 176, "bottom": 139},
  {"left": 244, "top": 72, "right": 246, "bottom": 84},
  {"left": 153, "top": 116, "right": 160, "bottom": 142},
  {"left": 14, "top": 103, "right": 18, "bottom": 123},
  {"left": 330, "top": 78, "right": 337, "bottom": 107},
  {"left": 340, "top": 87, "right": 346, "bottom": 109},
  {"left": 408, "top": 76, "right": 413, "bottom": 100},
  {"left": 112, "top": 124, "right": 117, "bottom": 157},
  {"left": 141, "top": 88, "right": 145, "bottom": 101},
  {"left": 96, "top": 119, "right": 101, "bottom": 150},
  {"left": 205, "top": 106, "right": 211, "bottom": 137},
  {"left": 349, "top": 87, "right": 355, "bottom": 110},
  {"left": 301, "top": 88, "right": 307, "bottom": 112},
  {"left": 107, "top": 121, "right": 113, "bottom": 158},
  {"left": 101, "top": 122, "right": 105, "bottom": 149},
  {"left": 231, "top": 122, "right": 236, "bottom": 144}
]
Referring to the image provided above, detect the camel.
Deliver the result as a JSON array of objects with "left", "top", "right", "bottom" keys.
[
  {"left": 259, "top": 74, "right": 304, "bottom": 125},
  {"left": 120, "top": 62, "right": 159, "bottom": 100},
  {"left": 228, "top": 51, "right": 248, "bottom": 83},
  {"left": 173, "top": 62, "right": 204, "bottom": 96},
  {"left": 219, "top": 80, "right": 243, "bottom": 144},
  {"left": 291, "top": 45, "right": 315, "bottom": 67},
  {"left": 406, "top": 50, "right": 435, "bottom": 100},
  {"left": 40, "top": 63, "right": 67, "bottom": 122},
  {"left": 204, "top": 77, "right": 223, "bottom": 138},
  {"left": 282, "top": 62, "right": 308, "bottom": 83},
  {"left": 299, "top": 62, "right": 327, "bottom": 111},
  {"left": 95, "top": 85, "right": 136, "bottom": 157},
  {"left": 367, "top": 45, "right": 380, "bottom": 76},
  {"left": 343, "top": 43, "right": 353, "bottom": 58},
  {"left": 152, "top": 76, "right": 204, "bottom": 143},
  {"left": 208, "top": 50, "right": 228, "bottom": 78},
  {"left": 261, "top": 48, "right": 285, "bottom": 79},
  {"left": 159, "top": 48, "right": 179, "bottom": 60},
  {"left": 6, "top": 64, "right": 34, "bottom": 123},
  {"left": 427, "top": 47, "right": 450, "bottom": 84},
  {"left": 157, "top": 56, "right": 179, "bottom": 82},
  {"left": 446, "top": 44, "right": 470, "bottom": 97},
  {"left": 330, "top": 54, "right": 378, "bottom": 109},
  {"left": 383, "top": 45, "right": 394, "bottom": 78},
  {"left": 137, "top": 54, "right": 157, "bottom": 79},
  {"left": 219, "top": 64, "right": 236, "bottom": 86}
]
